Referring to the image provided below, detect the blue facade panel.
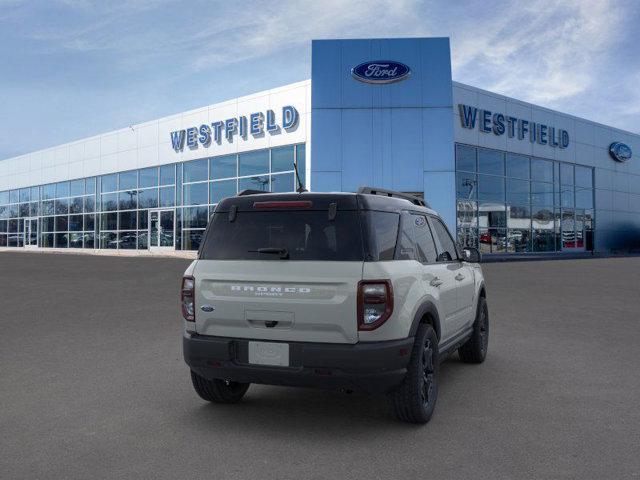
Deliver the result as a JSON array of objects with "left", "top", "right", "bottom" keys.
[{"left": 311, "top": 38, "right": 456, "bottom": 229}]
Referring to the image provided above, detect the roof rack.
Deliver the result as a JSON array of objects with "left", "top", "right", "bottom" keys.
[
  {"left": 237, "top": 189, "right": 268, "bottom": 196},
  {"left": 357, "top": 186, "right": 429, "bottom": 208}
]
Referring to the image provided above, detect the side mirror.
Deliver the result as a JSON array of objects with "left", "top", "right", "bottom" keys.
[{"left": 462, "top": 247, "right": 481, "bottom": 263}]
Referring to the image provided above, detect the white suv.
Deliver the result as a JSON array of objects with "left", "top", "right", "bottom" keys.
[{"left": 182, "top": 187, "right": 488, "bottom": 423}]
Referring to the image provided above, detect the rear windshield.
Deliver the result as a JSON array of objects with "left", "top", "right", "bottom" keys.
[
  {"left": 200, "top": 210, "right": 364, "bottom": 261},
  {"left": 199, "top": 209, "right": 400, "bottom": 262}
]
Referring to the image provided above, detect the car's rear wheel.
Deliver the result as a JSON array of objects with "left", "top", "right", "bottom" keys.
[
  {"left": 390, "top": 324, "right": 438, "bottom": 424},
  {"left": 190, "top": 370, "right": 250, "bottom": 403},
  {"left": 458, "top": 296, "right": 489, "bottom": 364}
]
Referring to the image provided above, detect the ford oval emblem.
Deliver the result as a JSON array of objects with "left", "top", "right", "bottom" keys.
[
  {"left": 200, "top": 305, "right": 215, "bottom": 312},
  {"left": 609, "top": 142, "right": 632, "bottom": 162},
  {"left": 351, "top": 60, "right": 411, "bottom": 84}
]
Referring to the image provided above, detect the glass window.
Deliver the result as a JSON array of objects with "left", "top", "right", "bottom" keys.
[
  {"left": 396, "top": 214, "right": 416, "bottom": 261},
  {"left": 159, "top": 187, "right": 175, "bottom": 207},
  {"left": 532, "top": 207, "right": 554, "bottom": 230},
  {"left": 183, "top": 230, "right": 205, "bottom": 251},
  {"left": 507, "top": 206, "right": 531, "bottom": 229},
  {"left": 239, "top": 150, "right": 269, "bottom": 176},
  {"left": 100, "top": 212, "right": 118, "bottom": 231},
  {"left": 576, "top": 187, "right": 593, "bottom": 209},
  {"left": 560, "top": 163, "right": 574, "bottom": 185},
  {"left": 531, "top": 182, "right": 554, "bottom": 206},
  {"left": 477, "top": 174, "right": 505, "bottom": 203},
  {"left": 271, "top": 146, "right": 295, "bottom": 173},
  {"left": 19, "top": 188, "right": 30, "bottom": 203},
  {"left": 70, "top": 179, "right": 84, "bottom": 196},
  {"left": 55, "top": 198, "right": 69, "bottom": 215},
  {"left": 42, "top": 217, "right": 55, "bottom": 232},
  {"left": 138, "top": 189, "right": 158, "bottom": 209},
  {"left": 119, "top": 211, "right": 137, "bottom": 230},
  {"left": 561, "top": 209, "right": 576, "bottom": 249},
  {"left": 138, "top": 210, "right": 148, "bottom": 230},
  {"left": 183, "top": 183, "right": 208, "bottom": 205},
  {"left": 456, "top": 172, "right": 477, "bottom": 200},
  {"left": 210, "top": 180, "right": 237, "bottom": 204},
  {"left": 83, "top": 232, "right": 95, "bottom": 249},
  {"left": 101, "top": 174, "right": 117, "bottom": 193},
  {"left": 183, "top": 206, "right": 209, "bottom": 229},
  {"left": 210, "top": 155, "right": 237, "bottom": 180},
  {"left": 561, "top": 185, "right": 574, "bottom": 207},
  {"left": 270, "top": 173, "right": 294, "bottom": 193},
  {"left": 100, "top": 232, "right": 117, "bottom": 249},
  {"left": 533, "top": 229, "right": 555, "bottom": 252},
  {"left": 40, "top": 232, "right": 54, "bottom": 247},
  {"left": 69, "top": 232, "right": 83, "bottom": 248},
  {"left": 412, "top": 215, "right": 438, "bottom": 263},
  {"left": 479, "top": 203, "right": 506, "bottom": 229},
  {"left": 55, "top": 215, "right": 68, "bottom": 231},
  {"left": 55, "top": 182, "right": 70, "bottom": 198},
  {"left": 239, "top": 175, "right": 269, "bottom": 192},
  {"left": 30, "top": 187, "right": 39, "bottom": 202},
  {"left": 296, "top": 143, "right": 306, "bottom": 187},
  {"left": 137, "top": 231, "right": 148, "bottom": 249},
  {"left": 200, "top": 210, "right": 364, "bottom": 261},
  {"left": 84, "top": 214, "right": 95, "bottom": 231},
  {"left": 55, "top": 233, "right": 68, "bottom": 248},
  {"left": 363, "top": 211, "right": 399, "bottom": 261},
  {"left": 70, "top": 197, "right": 83, "bottom": 214},
  {"left": 0, "top": 191, "right": 9, "bottom": 204},
  {"left": 69, "top": 215, "right": 83, "bottom": 231},
  {"left": 507, "top": 229, "right": 531, "bottom": 253},
  {"left": 84, "top": 196, "right": 95, "bottom": 213},
  {"left": 478, "top": 148, "right": 504, "bottom": 176},
  {"left": 160, "top": 164, "right": 175, "bottom": 186},
  {"left": 9, "top": 190, "right": 19, "bottom": 203},
  {"left": 41, "top": 184, "right": 55, "bottom": 200},
  {"left": 531, "top": 158, "right": 554, "bottom": 183},
  {"left": 506, "top": 154, "right": 529, "bottom": 179},
  {"left": 119, "top": 231, "right": 137, "bottom": 250},
  {"left": 19, "top": 203, "right": 29, "bottom": 217},
  {"left": 456, "top": 144, "right": 476, "bottom": 172},
  {"left": 119, "top": 190, "right": 137, "bottom": 210},
  {"left": 429, "top": 217, "right": 458, "bottom": 262},
  {"left": 101, "top": 193, "right": 118, "bottom": 211},
  {"left": 183, "top": 159, "right": 208, "bottom": 183},
  {"left": 119, "top": 171, "right": 137, "bottom": 190},
  {"left": 575, "top": 166, "right": 593, "bottom": 188},
  {"left": 139, "top": 167, "right": 158, "bottom": 188},
  {"left": 506, "top": 178, "right": 530, "bottom": 205},
  {"left": 85, "top": 177, "right": 96, "bottom": 194}
]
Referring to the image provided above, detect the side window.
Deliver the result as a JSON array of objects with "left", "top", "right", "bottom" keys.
[
  {"left": 396, "top": 212, "right": 416, "bottom": 260},
  {"left": 429, "top": 217, "right": 458, "bottom": 262},
  {"left": 412, "top": 214, "right": 438, "bottom": 263}
]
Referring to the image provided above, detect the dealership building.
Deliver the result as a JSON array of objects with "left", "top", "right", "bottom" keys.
[{"left": 1, "top": 37, "right": 639, "bottom": 256}]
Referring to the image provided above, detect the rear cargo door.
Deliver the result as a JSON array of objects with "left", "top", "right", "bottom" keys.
[
  {"left": 194, "top": 261, "right": 362, "bottom": 343},
  {"left": 194, "top": 204, "right": 365, "bottom": 344}
]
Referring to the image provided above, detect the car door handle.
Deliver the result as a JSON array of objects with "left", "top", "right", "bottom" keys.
[
  {"left": 429, "top": 277, "right": 443, "bottom": 287},
  {"left": 455, "top": 273, "right": 465, "bottom": 281}
]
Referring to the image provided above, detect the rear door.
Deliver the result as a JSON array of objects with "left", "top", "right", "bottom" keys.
[{"left": 193, "top": 205, "right": 364, "bottom": 344}]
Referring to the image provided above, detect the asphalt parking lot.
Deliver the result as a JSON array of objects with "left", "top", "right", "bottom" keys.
[{"left": 1, "top": 252, "right": 639, "bottom": 479}]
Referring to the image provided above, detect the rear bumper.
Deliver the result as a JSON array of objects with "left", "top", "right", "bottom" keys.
[{"left": 183, "top": 332, "right": 414, "bottom": 394}]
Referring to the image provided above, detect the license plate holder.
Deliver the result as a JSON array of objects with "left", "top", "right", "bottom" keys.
[{"left": 248, "top": 341, "right": 290, "bottom": 367}]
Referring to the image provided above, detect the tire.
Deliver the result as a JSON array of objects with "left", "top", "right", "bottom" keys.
[
  {"left": 458, "top": 296, "right": 489, "bottom": 364},
  {"left": 190, "top": 370, "right": 250, "bottom": 404},
  {"left": 390, "top": 324, "right": 439, "bottom": 424}
]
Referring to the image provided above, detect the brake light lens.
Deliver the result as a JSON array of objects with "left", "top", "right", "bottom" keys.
[
  {"left": 181, "top": 276, "right": 195, "bottom": 322},
  {"left": 357, "top": 280, "right": 393, "bottom": 330},
  {"left": 253, "top": 201, "right": 313, "bottom": 209}
]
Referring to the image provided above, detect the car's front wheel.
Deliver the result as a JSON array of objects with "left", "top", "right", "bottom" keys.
[
  {"left": 190, "top": 370, "right": 250, "bottom": 403},
  {"left": 390, "top": 324, "right": 439, "bottom": 424}
]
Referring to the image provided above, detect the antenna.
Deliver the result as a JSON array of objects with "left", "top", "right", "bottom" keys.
[{"left": 293, "top": 160, "right": 307, "bottom": 193}]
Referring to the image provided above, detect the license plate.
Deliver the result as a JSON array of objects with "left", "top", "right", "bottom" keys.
[{"left": 248, "top": 341, "right": 289, "bottom": 367}]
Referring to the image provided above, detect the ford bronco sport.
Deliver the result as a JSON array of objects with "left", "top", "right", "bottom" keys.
[{"left": 182, "top": 187, "right": 488, "bottom": 423}]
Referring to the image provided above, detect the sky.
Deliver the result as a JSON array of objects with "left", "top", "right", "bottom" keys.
[{"left": 0, "top": 0, "right": 638, "bottom": 160}]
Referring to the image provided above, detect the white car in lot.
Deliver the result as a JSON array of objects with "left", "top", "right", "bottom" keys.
[{"left": 182, "top": 187, "right": 489, "bottom": 423}]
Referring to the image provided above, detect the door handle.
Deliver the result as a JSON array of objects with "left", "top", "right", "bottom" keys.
[
  {"left": 429, "top": 277, "right": 443, "bottom": 287},
  {"left": 455, "top": 273, "right": 465, "bottom": 281}
]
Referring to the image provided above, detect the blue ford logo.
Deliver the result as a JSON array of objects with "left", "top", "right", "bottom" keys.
[
  {"left": 351, "top": 60, "right": 411, "bottom": 84},
  {"left": 609, "top": 142, "right": 632, "bottom": 162}
]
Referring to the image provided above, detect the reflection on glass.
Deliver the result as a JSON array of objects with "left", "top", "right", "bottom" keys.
[
  {"left": 239, "top": 150, "right": 269, "bottom": 176},
  {"left": 160, "top": 165, "right": 175, "bottom": 186},
  {"left": 183, "top": 159, "right": 208, "bottom": 183},
  {"left": 119, "top": 231, "right": 138, "bottom": 249},
  {"left": 239, "top": 175, "right": 269, "bottom": 192},
  {"left": 478, "top": 175, "right": 505, "bottom": 203},
  {"left": 507, "top": 206, "right": 530, "bottom": 229},
  {"left": 210, "top": 180, "right": 237, "bottom": 204},
  {"left": 456, "top": 172, "right": 476, "bottom": 199},
  {"left": 506, "top": 178, "right": 529, "bottom": 204},
  {"left": 139, "top": 167, "right": 158, "bottom": 188},
  {"left": 456, "top": 144, "right": 476, "bottom": 172},
  {"left": 531, "top": 158, "right": 553, "bottom": 183},
  {"left": 183, "top": 183, "right": 208, "bottom": 205},
  {"left": 478, "top": 148, "right": 504, "bottom": 175},
  {"left": 506, "top": 154, "right": 530, "bottom": 179},
  {"left": 507, "top": 229, "right": 531, "bottom": 252},
  {"left": 478, "top": 228, "right": 506, "bottom": 254},
  {"left": 561, "top": 209, "right": 576, "bottom": 249},
  {"left": 271, "top": 146, "right": 295, "bottom": 173},
  {"left": 270, "top": 173, "right": 294, "bottom": 193}
]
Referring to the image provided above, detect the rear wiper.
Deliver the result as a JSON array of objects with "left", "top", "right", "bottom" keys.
[{"left": 248, "top": 247, "right": 290, "bottom": 259}]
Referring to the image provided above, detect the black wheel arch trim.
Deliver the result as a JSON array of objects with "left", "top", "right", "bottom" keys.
[{"left": 409, "top": 301, "right": 442, "bottom": 341}]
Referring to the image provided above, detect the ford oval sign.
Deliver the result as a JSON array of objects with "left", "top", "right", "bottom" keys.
[
  {"left": 351, "top": 61, "right": 411, "bottom": 84},
  {"left": 609, "top": 142, "right": 632, "bottom": 162}
]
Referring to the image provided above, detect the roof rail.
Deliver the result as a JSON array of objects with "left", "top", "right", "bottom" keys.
[
  {"left": 357, "top": 186, "right": 429, "bottom": 208},
  {"left": 237, "top": 189, "right": 268, "bottom": 196}
]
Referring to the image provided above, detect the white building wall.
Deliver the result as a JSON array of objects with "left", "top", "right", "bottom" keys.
[{"left": 0, "top": 80, "right": 311, "bottom": 192}]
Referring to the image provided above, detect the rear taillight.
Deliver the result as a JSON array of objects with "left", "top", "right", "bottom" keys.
[
  {"left": 357, "top": 280, "right": 393, "bottom": 331},
  {"left": 181, "top": 276, "right": 195, "bottom": 322}
]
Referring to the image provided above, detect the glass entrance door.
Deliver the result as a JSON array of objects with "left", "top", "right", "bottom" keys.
[
  {"left": 23, "top": 217, "right": 38, "bottom": 248},
  {"left": 149, "top": 209, "right": 175, "bottom": 250}
]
